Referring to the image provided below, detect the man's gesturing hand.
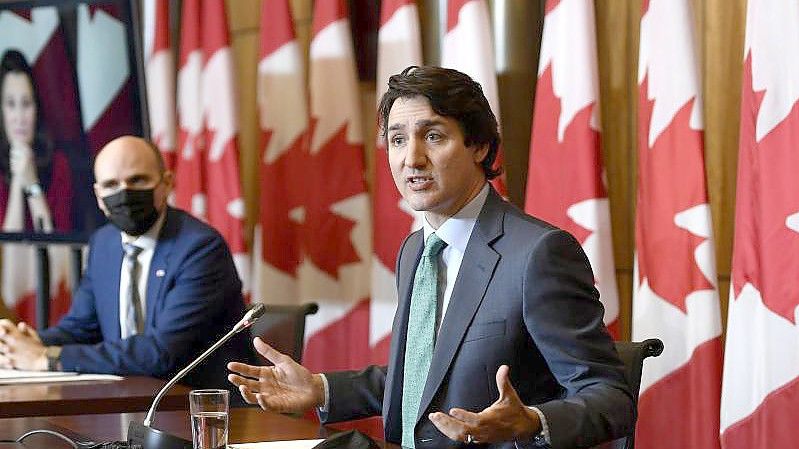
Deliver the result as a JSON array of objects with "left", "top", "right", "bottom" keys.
[
  {"left": 428, "top": 365, "right": 541, "bottom": 444},
  {"left": 227, "top": 337, "right": 325, "bottom": 414}
]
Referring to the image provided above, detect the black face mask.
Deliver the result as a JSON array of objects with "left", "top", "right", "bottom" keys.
[{"left": 102, "top": 188, "right": 160, "bottom": 236}]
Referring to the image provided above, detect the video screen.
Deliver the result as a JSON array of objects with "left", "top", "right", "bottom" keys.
[{"left": 0, "top": 0, "right": 145, "bottom": 242}]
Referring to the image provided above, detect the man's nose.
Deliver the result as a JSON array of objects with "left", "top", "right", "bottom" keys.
[{"left": 405, "top": 138, "right": 427, "bottom": 167}]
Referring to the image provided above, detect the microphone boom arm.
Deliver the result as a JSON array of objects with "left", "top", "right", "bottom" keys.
[{"left": 143, "top": 303, "right": 265, "bottom": 426}]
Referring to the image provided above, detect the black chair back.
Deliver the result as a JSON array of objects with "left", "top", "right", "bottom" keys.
[
  {"left": 598, "top": 338, "right": 664, "bottom": 449},
  {"left": 249, "top": 303, "right": 319, "bottom": 363}
]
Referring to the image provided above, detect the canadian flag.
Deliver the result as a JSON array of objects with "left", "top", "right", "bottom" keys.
[
  {"left": 251, "top": 0, "right": 308, "bottom": 306},
  {"left": 370, "top": 0, "right": 423, "bottom": 364},
  {"left": 143, "top": 0, "right": 176, "bottom": 169},
  {"left": 300, "top": 0, "right": 372, "bottom": 372},
  {"left": 720, "top": 2, "right": 799, "bottom": 448},
  {"left": 176, "top": 0, "right": 249, "bottom": 292},
  {"left": 633, "top": 1, "right": 722, "bottom": 449},
  {"left": 441, "top": 0, "right": 506, "bottom": 196},
  {"left": 77, "top": 4, "right": 140, "bottom": 153},
  {"left": 524, "top": 0, "right": 619, "bottom": 338}
]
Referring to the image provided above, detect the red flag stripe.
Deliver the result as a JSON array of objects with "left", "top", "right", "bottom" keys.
[
  {"left": 525, "top": 0, "right": 618, "bottom": 335},
  {"left": 153, "top": 0, "right": 170, "bottom": 52},
  {"left": 634, "top": 3, "right": 722, "bottom": 449},
  {"left": 259, "top": 0, "right": 297, "bottom": 58},
  {"left": 380, "top": 0, "right": 416, "bottom": 26},
  {"left": 720, "top": 2, "right": 799, "bottom": 446},
  {"left": 312, "top": 0, "right": 347, "bottom": 37},
  {"left": 446, "top": 0, "right": 473, "bottom": 32}
]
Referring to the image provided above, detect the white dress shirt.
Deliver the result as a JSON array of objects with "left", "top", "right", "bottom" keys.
[
  {"left": 421, "top": 183, "right": 489, "bottom": 333},
  {"left": 118, "top": 212, "right": 166, "bottom": 336}
]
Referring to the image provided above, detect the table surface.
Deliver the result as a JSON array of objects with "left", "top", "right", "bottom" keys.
[
  {"left": 0, "top": 408, "right": 398, "bottom": 448},
  {"left": 0, "top": 376, "right": 190, "bottom": 418}
]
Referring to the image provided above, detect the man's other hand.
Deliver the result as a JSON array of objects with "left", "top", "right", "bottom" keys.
[
  {"left": 0, "top": 319, "right": 47, "bottom": 370},
  {"left": 227, "top": 337, "right": 325, "bottom": 414},
  {"left": 429, "top": 365, "right": 541, "bottom": 445}
]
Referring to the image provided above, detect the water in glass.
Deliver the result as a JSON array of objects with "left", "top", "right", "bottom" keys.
[{"left": 191, "top": 411, "right": 228, "bottom": 449}]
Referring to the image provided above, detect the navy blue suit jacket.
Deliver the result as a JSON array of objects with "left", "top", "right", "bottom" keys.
[
  {"left": 39, "top": 207, "right": 252, "bottom": 390},
  {"left": 324, "top": 189, "right": 634, "bottom": 449}
]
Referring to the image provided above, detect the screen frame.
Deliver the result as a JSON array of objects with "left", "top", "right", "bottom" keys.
[{"left": 0, "top": 0, "right": 149, "bottom": 244}]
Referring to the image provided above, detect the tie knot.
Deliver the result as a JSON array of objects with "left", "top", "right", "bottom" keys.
[
  {"left": 123, "top": 243, "right": 143, "bottom": 258},
  {"left": 423, "top": 233, "right": 447, "bottom": 257}
]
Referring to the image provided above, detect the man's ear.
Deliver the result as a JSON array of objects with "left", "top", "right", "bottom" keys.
[
  {"left": 94, "top": 183, "right": 109, "bottom": 215},
  {"left": 473, "top": 144, "right": 490, "bottom": 164},
  {"left": 161, "top": 170, "right": 175, "bottom": 190}
]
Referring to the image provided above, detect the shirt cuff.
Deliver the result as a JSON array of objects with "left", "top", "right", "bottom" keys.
[
  {"left": 515, "top": 406, "right": 551, "bottom": 448},
  {"left": 317, "top": 373, "right": 331, "bottom": 413},
  {"left": 45, "top": 346, "right": 62, "bottom": 371},
  {"left": 530, "top": 406, "right": 550, "bottom": 445}
]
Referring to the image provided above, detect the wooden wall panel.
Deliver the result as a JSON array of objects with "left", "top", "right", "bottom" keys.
[
  {"left": 230, "top": 29, "right": 260, "bottom": 242},
  {"left": 595, "top": 0, "right": 640, "bottom": 341},
  {"left": 491, "top": 0, "right": 543, "bottom": 207},
  {"left": 698, "top": 0, "right": 747, "bottom": 327}
]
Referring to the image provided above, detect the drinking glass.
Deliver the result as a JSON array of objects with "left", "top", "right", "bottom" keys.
[{"left": 189, "top": 389, "right": 229, "bottom": 449}]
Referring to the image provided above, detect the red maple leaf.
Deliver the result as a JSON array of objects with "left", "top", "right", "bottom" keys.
[
  {"left": 259, "top": 128, "right": 302, "bottom": 274},
  {"left": 636, "top": 75, "right": 713, "bottom": 313},
  {"left": 87, "top": 5, "right": 120, "bottom": 20},
  {"left": 526, "top": 64, "right": 605, "bottom": 245},
  {"left": 260, "top": 122, "right": 365, "bottom": 278},
  {"left": 732, "top": 54, "right": 799, "bottom": 323},
  {"left": 545, "top": 0, "right": 562, "bottom": 15},
  {"left": 10, "top": 9, "right": 32, "bottom": 21}
]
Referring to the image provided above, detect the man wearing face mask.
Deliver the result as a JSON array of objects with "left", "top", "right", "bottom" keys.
[{"left": 0, "top": 136, "right": 251, "bottom": 392}]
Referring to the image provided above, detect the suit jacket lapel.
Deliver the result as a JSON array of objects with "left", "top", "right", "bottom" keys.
[
  {"left": 418, "top": 190, "right": 504, "bottom": 420},
  {"left": 101, "top": 234, "right": 124, "bottom": 339},
  {"left": 145, "top": 209, "right": 177, "bottom": 329}
]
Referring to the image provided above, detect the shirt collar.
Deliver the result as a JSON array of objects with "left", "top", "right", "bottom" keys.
[
  {"left": 423, "top": 183, "right": 489, "bottom": 253},
  {"left": 120, "top": 209, "right": 167, "bottom": 250}
]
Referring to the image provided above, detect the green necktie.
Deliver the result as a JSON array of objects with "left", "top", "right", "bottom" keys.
[{"left": 402, "top": 233, "right": 447, "bottom": 448}]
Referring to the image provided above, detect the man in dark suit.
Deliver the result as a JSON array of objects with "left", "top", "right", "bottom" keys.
[
  {"left": 0, "top": 135, "right": 250, "bottom": 391},
  {"left": 227, "top": 67, "right": 634, "bottom": 448}
]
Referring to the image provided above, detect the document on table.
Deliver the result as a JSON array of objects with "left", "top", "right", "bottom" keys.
[
  {"left": 229, "top": 440, "right": 324, "bottom": 449},
  {"left": 0, "top": 369, "right": 122, "bottom": 384}
]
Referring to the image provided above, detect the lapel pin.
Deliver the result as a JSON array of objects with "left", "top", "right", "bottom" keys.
[{"left": 156, "top": 269, "right": 166, "bottom": 277}]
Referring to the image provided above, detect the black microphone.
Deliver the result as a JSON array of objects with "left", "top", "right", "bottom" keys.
[{"left": 128, "top": 303, "right": 266, "bottom": 449}]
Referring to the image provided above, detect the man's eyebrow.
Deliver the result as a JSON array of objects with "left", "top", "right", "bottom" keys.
[
  {"left": 387, "top": 119, "right": 446, "bottom": 132},
  {"left": 415, "top": 118, "right": 446, "bottom": 128}
]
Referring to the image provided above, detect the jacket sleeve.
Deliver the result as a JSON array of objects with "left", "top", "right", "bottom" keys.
[
  {"left": 39, "top": 235, "right": 102, "bottom": 346},
  {"left": 524, "top": 230, "right": 635, "bottom": 449},
  {"left": 48, "top": 232, "right": 236, "bottom": 377},
  {"left": 322, "top": 365, "right": 388, "bottom": 423}
]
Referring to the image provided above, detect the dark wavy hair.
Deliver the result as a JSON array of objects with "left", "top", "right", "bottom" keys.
[
  {"left": 377, "top": 65, "right": 502, "bottom": 180},
  {"left": 0, "top": 49, "right": 53, "bottom": 188}
]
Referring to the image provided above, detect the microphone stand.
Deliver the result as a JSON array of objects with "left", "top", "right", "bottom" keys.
[{"left": 128, "top": 304, "right": 266, "bottom": 449}]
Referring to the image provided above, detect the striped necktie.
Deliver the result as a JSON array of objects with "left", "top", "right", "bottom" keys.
[{"left": 121, "top": 243, "right": 144, "bottom": 338}]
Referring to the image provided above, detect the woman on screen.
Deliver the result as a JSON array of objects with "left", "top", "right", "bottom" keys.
[{"left": 0, "top": 49, "right": 71, "bottom": 233}]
